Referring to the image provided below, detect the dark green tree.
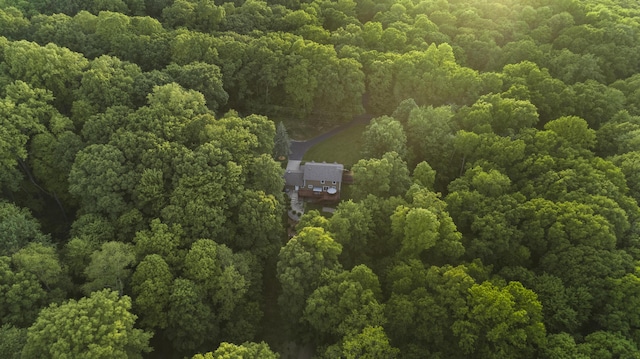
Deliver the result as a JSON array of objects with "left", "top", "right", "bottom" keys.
[
  {"left": 0, "top": 324, "right": 26, "bottom": 359},
  {"left": 0, "top": 201, "right": 50, "bottom": 256}
]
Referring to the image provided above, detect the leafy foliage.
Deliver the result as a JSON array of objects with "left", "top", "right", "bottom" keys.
[
  {"left": 1, "top": 0, "right": 640, "bottom": 357},
  {"left": 21, "top": 290, "right": 152, "bottom": 358}
]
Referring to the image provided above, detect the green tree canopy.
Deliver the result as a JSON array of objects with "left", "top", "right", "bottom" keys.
[
  {"left": 0, "top": 201, "right": 50, "bottom": 256},
  {"left": 192, "top": 341, "right": 279, "bottom": 359},
  {"left": 351, "top": 151, "right": 411, "bottom": 201},
  {"left": 21, "top": 289, "right": 152, "bottom": 359},
  {"left": 303, "top": 265, "right": 384, "bottom": 340},
  {"left": 277, "top": 226, "right": 342, "bottom": 328},
  {"left": 131, "top": 254, "right": 173, "bottom": 330},
  {"left": 0, "top": 324, "right": 26, "bottom": 359},
  {"left": 361, "top": 115, "right": 407, "bottom": 159},
  {"left": 386, "top": 262, "right": 545, "bottom": 358},
  {"left": 272, "top": 121, "right": 291, "bottom": 159},
  {"left": 83, "top": 241, "right": 135, "bottom": 296}
]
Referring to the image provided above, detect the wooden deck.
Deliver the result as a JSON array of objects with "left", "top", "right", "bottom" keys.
[
  {"left": 298, "top": 189, "right": 340, "bottom": 203},
  {"left": 342, "top": 171, "right": 354, "bottom": 184}
]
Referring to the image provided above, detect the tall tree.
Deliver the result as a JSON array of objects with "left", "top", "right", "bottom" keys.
[
  {"left": 386, "top": 262, "right": 545, "bottom": 358},
  {"left": 21, "top": 290, "right": 152, "bottom": 358},
  {"left": 460, "top": 93, "right": 539, "bottom": 136},
  {"left": 302, "top": 265, "right": 385, "bottom": 341},
  {"left": 361, "top": 116, "right": 407, "bottom": 159},
  {"left": 83, "top": 241, "right": 136, "bottom": 296},
  {"left": 131, "top": 254, "right": 173, "bottom": 330},
  {"left": 166, "top": 278, "right": 215, "bottom": 355},
  {"left": 68, "top": 144, "right": 134, "bottom": 220},
  {"left": 77, "top": 55, "right": 142, "bottom": 113},
  {"left": 0, "top": 81, "right": 48, "bottom": 192},
  {"left": 163, "top": 62, "right": 228, "bottom": 112},
  {"left": 0, "top": 201, "right": 50, "bottom": 256},
  {"left": 11, "top": 243, "right": 66, "bottom": 293},
  {"left": 2, "top": 40, "right": 88, "bottom": 112},
  {"left": 273, "top": 121, "right": 291, "bottom": 160},
  {"left": 322, "top": 326, "right": 399, "bottom": 359},
  {"left": 351, "top": 151, "right": 411, "bottom": 201},
  {"left": 0, "top": 324, "right": 26, "bottom": 359},
  {"left": 277, "top": 227, "right": 342, "bottom": 328},
  {"left": 192, "top": 341, "right": 279, "bottom": 359},
  {"left": 0, "top": 256, "right": 49, "bottom": 327},
  {"left": 405, "top": 105, "right": 457, "bottom": 185}
]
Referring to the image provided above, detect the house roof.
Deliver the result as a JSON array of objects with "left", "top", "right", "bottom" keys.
[
  {"left": 284, "top": 170, "right": 304, "bottom": 187},
  {"left": 303, "top": 162, "right": 344, "bottom": 183}
]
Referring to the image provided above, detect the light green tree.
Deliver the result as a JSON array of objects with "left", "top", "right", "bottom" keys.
[
  {"left": 163, "top": 61, "right": 228, "bottom": 111},
  {"left": 0, "top": 81, "right": 47, "bottom": 191},
  {"left": 83, "top": 241, "right": 136, "bottom": 296},
  {"left": 12, "top": 243, "right": 64, "bottom": 292},
  {"left": 361, "top": 116, "right": 407, "bottom": 159},
  {"left": 412, "top": 161, "right": 436, "bottom": 190},
  {"left": 322, "top": 326, "right": 399, "bottom": 359},
  {"left": 277, "top": 227, "right": 342, "bottom": 326},
  {"left": 461, "top": 93, "right": 539, "bottom": 136},
  {"left": 166, "top": 278, "right": 214, "bottom": 355},
  {"left": 192, "top": 341, "right": 279, "bottom": 359},
  {"left": 302, "top": 265, "right": 384, "bottom": 339},
  {"left": 68, "top": 144, "right": 134, "bottom": 219},
  {"left": 351, "top": 151, "right": 411, "bottom": 200},
  {"left": 2, "top": 40, "right": 88, "bottom": 111},
  {"left": 328, "top": 200, "right": 374, "bottom": 268},
  {"left": 21, "top": 290, "right": 152, "bottom": 359}
]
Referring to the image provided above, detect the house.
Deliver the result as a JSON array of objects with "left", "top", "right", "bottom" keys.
[
  {"left": 302, "top": 161, "right": 343, "bottom": 192},
  {"left": 285, "top": 161, "right": 344, "bottom": 203}
]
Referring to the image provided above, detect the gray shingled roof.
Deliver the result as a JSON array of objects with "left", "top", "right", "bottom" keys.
[
  {"left": 303, "top": 162, "right": 344, "bottom": 183},
  {"left": 284, "top": 170, "right": 304, "bottom": 187}
]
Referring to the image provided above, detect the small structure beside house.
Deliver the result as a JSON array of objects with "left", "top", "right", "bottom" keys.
[{"left": 285, "top": 161, "right": 344, "bottom": 204}]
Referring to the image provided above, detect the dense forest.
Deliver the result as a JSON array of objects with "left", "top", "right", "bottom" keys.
[{"left": 2, "top": 0, "right": 640, "bottom": 357}]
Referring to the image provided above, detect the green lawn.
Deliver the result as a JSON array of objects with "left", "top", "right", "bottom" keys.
[{"left": 302, "top": 123, "right": 366, "bottom": 168}]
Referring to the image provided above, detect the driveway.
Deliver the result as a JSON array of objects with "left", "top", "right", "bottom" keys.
[{"left": 286, "top": 160, "right": 302, "bottom": 172}]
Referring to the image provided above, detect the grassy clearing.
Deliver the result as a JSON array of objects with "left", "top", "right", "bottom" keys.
[
  {"left": 302, "top": 123, "right": 366, "bottom": 168},
  {"left": 285, "top": 116, "right": 343, "bottom": 140}
]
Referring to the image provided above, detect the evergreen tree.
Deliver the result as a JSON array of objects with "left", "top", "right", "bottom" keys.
[{"left": 273, "top": 122, "right": 291, "bottom": 160}]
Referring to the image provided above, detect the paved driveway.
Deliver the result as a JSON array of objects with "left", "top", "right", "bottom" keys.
[{"left": 286, "top": 160, "right": 301, "bottom": 172}]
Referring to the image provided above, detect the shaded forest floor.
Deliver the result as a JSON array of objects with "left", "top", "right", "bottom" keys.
[{"left": 259, "top": 239, "right": 314, "bottom": 359}]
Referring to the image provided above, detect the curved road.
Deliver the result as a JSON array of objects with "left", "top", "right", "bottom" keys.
[{"left": 289, "top": 112, "right": 373, "bottom": 160}]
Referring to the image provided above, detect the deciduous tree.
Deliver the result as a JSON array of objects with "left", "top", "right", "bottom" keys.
[
  {"left": 277, "top": 227, "right": 342, "bottom": 327},
  {"left": 21, "top": 290, "right": 152, "bottom": 359},
  {"left": 0, "top": 201, "right": 50, "bottom": 256},
  {"left": 361, "top": 116, "right": 407, "bottom": 159},
  {"left": 351, "top": 151, "right": 411, "bottom": 201},
  {"left": 83, "top": 241, "right": 136, "bottom": 296},
  {"left": 131, "top": 254, "right": 173, "bottom": 330},
  {"left": 192, "top": 341, "right": 278, "bottom": 359}
]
